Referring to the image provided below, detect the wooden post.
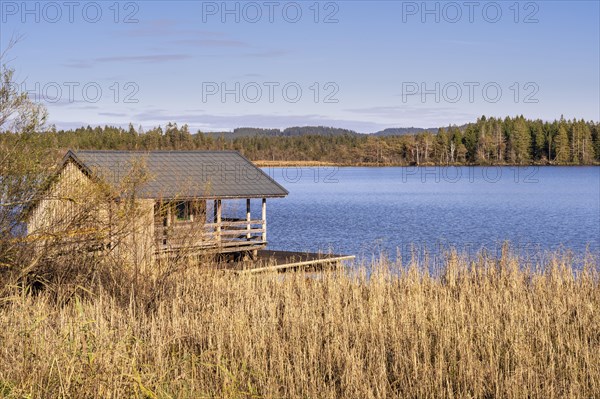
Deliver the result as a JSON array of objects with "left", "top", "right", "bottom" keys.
[
  {"left": 261, "top": 198, "right": 266, "bottom": 243},
  {"left": 246, "top": 199, "right": 251, "bottom": 240},
  {"left": 166, "top": 203, "right": 171, "bottom": 227},
  {"left": 213, "top": 200, "right": 218, "bottom": 223},
  {"left": 216, "top": 199, "right": 222, "bottom": 243},
  {"left": 165, "top": 203, "right": 171, "bottom": 248}
]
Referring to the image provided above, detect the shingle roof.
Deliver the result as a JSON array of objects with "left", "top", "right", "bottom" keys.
[{"left": 65, "top": 150, "right": 288, "bottom": 199}]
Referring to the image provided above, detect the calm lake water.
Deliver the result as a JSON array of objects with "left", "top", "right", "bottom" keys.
[{"left": 258, "top": 166, "right": 600, "bottom": 261}]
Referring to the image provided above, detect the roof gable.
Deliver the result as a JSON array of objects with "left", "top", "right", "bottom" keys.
[{"left": 64, "top": 150, "right": 288, "bottom": 199}]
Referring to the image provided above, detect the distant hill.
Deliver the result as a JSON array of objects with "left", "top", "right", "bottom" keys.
[
  {"left": 204, "top": 126, "right": 360, "bottom": 138},
  {"left": 281, "top": 126, "right": 359, "bottom": 136},
  {"left": 203, "top": 128, "right": 280, "bottom": 139},
  {"left": 201, "top": 125, "right": 469, "bottom": 138}
]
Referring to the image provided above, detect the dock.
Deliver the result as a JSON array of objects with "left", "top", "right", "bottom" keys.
[{"left": 221, "top": 250, "right": 355, "bottom": 274}]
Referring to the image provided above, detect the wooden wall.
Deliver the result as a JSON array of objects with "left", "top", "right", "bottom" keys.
[{"left": 26, "top": 161, "right": 156, "bottom": 270}]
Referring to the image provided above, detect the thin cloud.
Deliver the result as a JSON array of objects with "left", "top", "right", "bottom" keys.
[
  {"left": 99, "top": 112, "right": 128, "bottom": 117},
  {"left": 95, "top": 54, "right": 192, "bottom": 63},
  {"left": 119, "top": 19, "right": 180, "bottom": 37},
  {"left": 114, "top": 19, "right": 277, "bottom": 55},
  {"left": 343, "top": 105, "right": 478, "bottom": 128},
  {"left": 118, "top": 19, "right": 246, "bottom": 48},
  {"left": 347, "top": 106, "right": 410, "bottom": 116},
  {"left": 30, "top": 94, "right": 90, "bottom": 107},
  {"left": 45, "top": 120, "right": 110, "bottom": 130},
  {"left": 347, "top": 105, "right": 469, "bottom": 118},
  {"left": 119, "top": 20, "right": 225, "bottom": 38},
  {"left": 172, "top": 39, "right": 248, "bottom": 47},
  {"left": 63, "top": 53, "right": 192, "bottom": 68}
]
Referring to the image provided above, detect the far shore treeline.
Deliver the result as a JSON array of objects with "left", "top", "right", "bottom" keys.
[{"left": 2, "top": 115, "right": 599, "bottom": 166}]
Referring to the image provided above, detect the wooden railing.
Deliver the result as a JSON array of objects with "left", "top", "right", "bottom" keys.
[{"left": 154, "top": 219, "right": 266, "bottom": 254}]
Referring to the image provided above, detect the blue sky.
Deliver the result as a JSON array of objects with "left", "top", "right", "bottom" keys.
[{"left": 1, "top": 0, "right": 599, "bottom": 132}]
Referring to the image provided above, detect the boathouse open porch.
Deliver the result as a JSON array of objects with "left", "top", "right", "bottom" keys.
[{"left": 154, "top": 197, "right": 269, "bottom": 257}]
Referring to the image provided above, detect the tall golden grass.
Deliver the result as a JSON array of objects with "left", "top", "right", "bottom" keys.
[{"left": 0, "top": 249, "right": 598, "bottom": 398}]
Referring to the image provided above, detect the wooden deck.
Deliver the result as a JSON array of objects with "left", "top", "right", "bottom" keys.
[
  {"left": 154, "top": 219, "right": 266, "bottom": 257},
  {"left": 221, "top": 250, "right": 356, "bottom": 274}
]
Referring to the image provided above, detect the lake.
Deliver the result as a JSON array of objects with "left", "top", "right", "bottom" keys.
[{"left": 259, "top": 166, "right": 600, "bottom": 262}]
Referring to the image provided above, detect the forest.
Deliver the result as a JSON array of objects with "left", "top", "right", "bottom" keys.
[{"left": 1, "top": 116, "right": 598, "bottom": 165}]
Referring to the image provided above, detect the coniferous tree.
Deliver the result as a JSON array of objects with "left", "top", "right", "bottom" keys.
[
  {"left": 591, "top": 123, "right": 600, "bottom": 162},
  {"left": 576, "top": 121, "right": 595, "bottom": 163},
  {"left": 554, "top": 125, "right": 570, "bottom": 164},
  {"left": 435, "top": 128, "right": 450, "bottom": 164},
  {"left": 511, "top": 117, "right": 531, "bottom": 164},
  {"left": 545, "top": 122, "right": 557, "bottom": 163},
  {"left": 532, "top": 121, "right": 546, "bottom": 161},
  {"left": 492, "top": 119, "right": 505, "bottom": 163},
  {"left": 463, "top": 123, "right": 479, "bottom": 162}
]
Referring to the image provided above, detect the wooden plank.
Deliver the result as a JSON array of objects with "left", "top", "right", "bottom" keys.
[
  {"left": 161, "top": 224, "right": 263, "bottom": 233},
  {"left": 237, "top": 255, "right": 355, "bottom": 274},
  {"left": 156, "top": 244, "right": 267, "bottom": 258},
  {"left": 155, "top": 239, "right": 267, "bottom": 253},
  {"left": 217, "top": 239, "right": 266, "bottom": 248},
  {"left": 246, "top": 199, "right": 251, "bottom": 240},
  {"left": 205, "top": 220, "right": 263, "bottom": 228},
  {"left": 261, "top": 198, "right": 266, "bottom": 243},
  {"left": 157, "top": 239, "right": 263, "bottom": 250},
  {"left": 158, "top": 228, "right": 263, "bottom": 237},
  {"left": 216, "top": 243, "right": 266, "bottom": 254},
  {"left": 216, "top": 199, "right": 222, "bottom": 242}
]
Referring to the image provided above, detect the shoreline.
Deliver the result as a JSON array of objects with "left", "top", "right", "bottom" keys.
[{"left": 254, "top": 160, "right": 600, "bottom": 167}]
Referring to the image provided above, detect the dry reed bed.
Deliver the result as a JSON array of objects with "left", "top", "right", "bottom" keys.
[{"left": 0, "top": 250, "right": 598, "bottom": 398}]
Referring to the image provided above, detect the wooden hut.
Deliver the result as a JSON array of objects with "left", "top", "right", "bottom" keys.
[{"left": 26, "top": 150, "right": 288, "bottom": 266}]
